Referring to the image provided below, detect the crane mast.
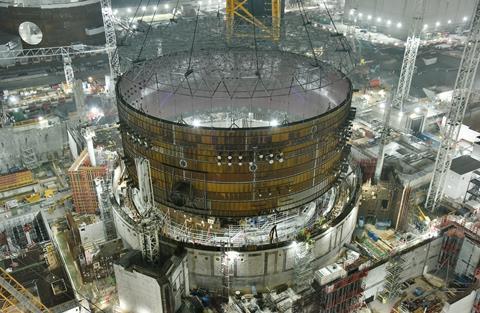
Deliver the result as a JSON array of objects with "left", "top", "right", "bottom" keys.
[
  {"left": 375, "top": 1, "right": 423, "bottom": 184},
  {"left": 392, "top": 1, "right": 423, "bottom": 112},
  {"left": 425, "top": 2, "right": 480, "bottom": 211},
  {"left": 100, "top": 0, "right": 121, "bottom": 90},
  {"left": 373, "top": 93, "right": 393, "bottom": 184},
  {"left": 393, "top": 36, "right": 420, "bottom": 112},
  {"left": 0, "top": 267, "right": 51, "bottom": 313}
]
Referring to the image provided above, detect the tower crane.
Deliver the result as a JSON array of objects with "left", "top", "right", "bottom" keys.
[
  {"left": 0, "top": 0, "right": 120, "bottom": 93},
  {"left": 373, "top": 92, "right": 393, "bottom": 184},
  {"left": 226, "top": 0, "right": 282, "bottom": 41},
  {"left": 425, "top": 2, "right": 480, "bottom": 211},
  {"left": 392, "top": 0, "right": 423, "bottom": 112},
  {"left": 374, "top": 1, "right": 423, "bottom": 183},
  {"left": 0, "top": 45, "right": 109, "bottom": 90},
  {"left": 100, "top": 0, "right": 121, "bottom": 89},
  {"left": 0, "top": 267, "right": 51, "bottom": 313}
]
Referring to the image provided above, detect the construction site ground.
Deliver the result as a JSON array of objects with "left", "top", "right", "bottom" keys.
[
  {"left": 51, "top": 220, "right": 117, "bottom": 311},
  {"left": 369, "top": 276, "right": 447, "bottom": 312}
]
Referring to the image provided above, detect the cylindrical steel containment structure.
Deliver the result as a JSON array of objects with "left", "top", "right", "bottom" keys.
[{"left": 116, "top": 49, "right": 354, "bottom": 217}]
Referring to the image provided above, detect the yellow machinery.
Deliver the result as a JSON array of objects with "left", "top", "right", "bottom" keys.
[
  {"left": 0, "top": 170, "right": 35, "bottom": 193},
  {"left": 25, "top": 193, "right": 41, "bottom": 204},
  {"left": 226, "top": 0, "right": 281, "bottom": 41},
  {"left": 417, "top": 205, "right": 431, "bottom": 223},
  {"left": 0, "top": 267, "right": 51, "bottom": 313},
  {"left": 44, "top": 189, "right": 55, "bottom": 198}
]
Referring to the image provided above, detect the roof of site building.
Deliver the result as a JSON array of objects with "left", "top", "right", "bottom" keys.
[
  {"left": 450, "top": 155, "right": 480, "bottom": 175},
  {"left": 116, "top": 249, "right": 186, "bottom": 284}
]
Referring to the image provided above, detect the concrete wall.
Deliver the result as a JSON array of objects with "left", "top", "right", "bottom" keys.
[
  {"left": 113, "top": 206, "right": 141, "bottom": 250},
  {"left": 167, "top": 257, "right": 189, "bottom": 312},
  {"left": 114, "top": 264, "right": 164, "bottom": 313},
  {"left": 364, "top": 236, "right": 443, "bottom": 300},
  {"left": 364, "top": 262, "right": 388, "bottom": 300},
  {"left": 113, "top": 202, "right": 359, "bottom": 292},
  {"left": 78, "top": 220, "right": 106, "bottom": 246},
  {"left": 0, "top": 121, "right": 67, "bottom": 170},
  {"left": 186, "top": 205, "right": 358, "bottom": 292},
  {"left": 444, "top": 171, "right": 471, "bottom": 202},
  {"left": 442, "top": 290, "right": 477, "bottom": 313}
]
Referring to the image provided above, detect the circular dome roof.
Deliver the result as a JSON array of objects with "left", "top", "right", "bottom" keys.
[{"left": 117, "top": 48, "right": 351, "bottom": 128}]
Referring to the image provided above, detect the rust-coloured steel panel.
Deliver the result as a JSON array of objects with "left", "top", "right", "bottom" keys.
[{"left": 116, "top": 50, "right": 354, "bottom": 217}]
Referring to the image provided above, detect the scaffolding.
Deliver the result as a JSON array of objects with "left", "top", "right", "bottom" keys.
[
  {"left": 0, "top": 170, "right": 34, "bottom": 192},
  {"left": 21, "top": 147, "right": 39, "bottom": 170},
  {"left": 378, "top": 255, "right": 406, "bottom": 302},
  {"left": 316, "top": 269, "right": 367, "bottom": 313},
  {"left": 437, "top": 227, "right": 465, "bottom": 280},
  {"left": 95, "top": 177, "right": 116, "bottom": 241},
  {"left": 465, "top": 170, "right": 480, "bottom": 203},
  {"left": 220, "top": 244, "right": 234, "bottom": 301},
  {"left": 293, "top": 242, "right": 314, "bottom": 292},
  {"left": 140, "top": 218, "right": 160, "bottom": 264},
  {"left": 0, "top": 267, "right": 51, "bottom": 313}
]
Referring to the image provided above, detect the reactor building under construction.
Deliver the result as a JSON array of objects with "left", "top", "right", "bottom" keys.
[{"left": 110, "top": 43, "right": 359, "bottom": 308}]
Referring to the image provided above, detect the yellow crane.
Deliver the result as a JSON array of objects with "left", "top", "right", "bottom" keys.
[
  {"left": 0, "top": 267, "right": 51, "bottom": 313},
  {"left": 226, "top": 0, "right": 281, "bottom": 41}
]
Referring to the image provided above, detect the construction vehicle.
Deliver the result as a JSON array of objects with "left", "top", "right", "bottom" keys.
[
  {"left": 416, "top": 205, "right": 431, "bottom": 223},
  {"left": 24, "top": 193, "right": 41, "bottom": 204}
]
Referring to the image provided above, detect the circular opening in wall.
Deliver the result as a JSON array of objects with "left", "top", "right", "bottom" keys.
[
  {"left": 179, "top": 159, "right": 188, "bottom": 168},
  {"left": 18, "top": 21, "right": 43, "bottom": 45}
]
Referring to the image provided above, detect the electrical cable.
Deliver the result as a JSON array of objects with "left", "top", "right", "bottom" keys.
[
  {"left": 170, "top": 0, "right": 181, "bottom": 23},
  {"left": 296, "top": 0, "right": 319, "bottom": 66},
  {"left": 251, "top": 2, "right": 261, "bottom": 76},
  {"left": 137, "top": 0, "right": 153, "bottom": 24},
  {"left": 185, "top": 7, "right": 201, "bottom": 76},
  {"left": 110, "top": 0, "right": 144, "bottom": 71},
  {"left": 321, "top": 0, "right": 354, "bottom": 62},
  {"left": 136, "top": 0, "right": 163, "bottom": 60},
  {"left": 125, "top": 0, "right": 144, "bottom": 35}
]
